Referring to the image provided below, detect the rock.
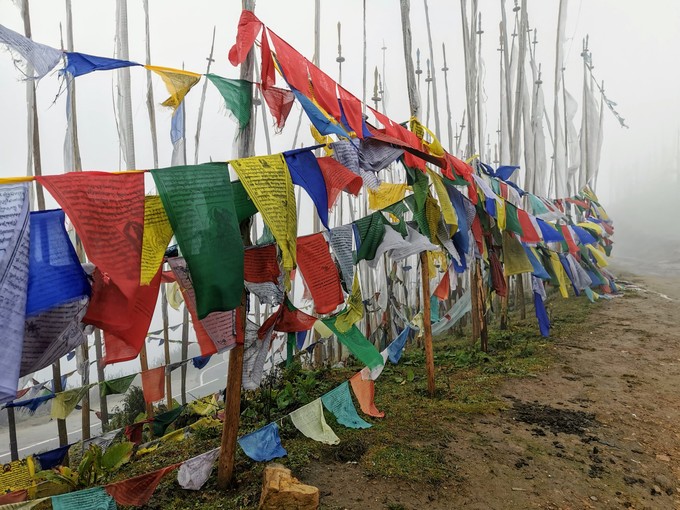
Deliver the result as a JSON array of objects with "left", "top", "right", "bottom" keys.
[
  {"left": 651, "top": 485, "right": 663, "bottom": 496},
  {"left": 655, "top": 454, "right": 671, "bottom": 462},
  {"left": 258, "top": 463, "right": 320, "bottom": 510},
  {"left": 653, "top": 474, "right": 674, "bottom": 494}
]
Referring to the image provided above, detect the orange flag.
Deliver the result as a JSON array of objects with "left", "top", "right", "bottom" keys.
[
  {"left": 349, "top": 372, "right": 384, "bottom": 418},
  {"left": 106, "top": 463, "right": 181, "bottom": 507},
  {"left": 433, "top": 271, "right": 450, "bottom": 301},
  {"left": 141, "top": 366, "right": 165, "bottom": 404}
]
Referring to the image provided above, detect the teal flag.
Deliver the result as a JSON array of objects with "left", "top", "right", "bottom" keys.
[
  {"left": 152, "top": 163, "right": 244, "bottom": 318},
  {"left": 52, "top": 487, "right": 117, "bottom": 510},
  {"left": 322, "top": 319, "right": 384, "bottom": 369},
  {"left": 321, "top": 381, "right": 371, "bottom": 429}
]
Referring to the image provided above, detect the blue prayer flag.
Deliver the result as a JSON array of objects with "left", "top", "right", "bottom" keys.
[
  {"left": 536, "top": 219, "right": 564, "bottom": 243},
  {"left": 533, "top": 292, "right": 550, "bottom": 337},
  {"left": 283, "top": 148, "right": 329, "bottom": 229},
  {"left": 64, "top": 52, "right": 140, "bottom": 78},
  {"left": 35, "top": 444, "right": 71, "bottom": 470},
  {"left": 570, "top": 225, "right": 597, "bottom": 245},
  {"left": 321, "top": 381, "right": 371, "bottom": 429},
  {"left": 238, "top": 422, "right": 287, "bottom": 462},
  {"left": 386, "top": 326, "right": 410, "bottom": 364},
  {"left": 192, "top": 355, "right": 211, "bottom": 370}
]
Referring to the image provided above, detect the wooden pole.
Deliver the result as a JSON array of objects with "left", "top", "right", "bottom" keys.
[
  {"left": 139, "top": 345, "right": 154, "bottom": 421},
  {"left": 399, "top": 0, "right": 420, "bottom": 119},
  {"left": 180, "top": 306, "right": 189, "bottom": 406},
  {"left": 94, "top": 329, "right": 108, "bottom": 427},
  {"left": 476, "top": 261, "right": 489, "bottom": 351},
  {"left": 441, "top": 43, "right": 454, "bottom": 151},
  {"left": 7, "top": 408, "right": 19, "bottom": 461},
  {"left": 217, "top": 0, "right": 255, "bottom": 489},
  {"left": 420, "top": 252, "right": 436, "bottom": 397},
  {"left": 423, "top": 0, "right": 441, "bottom": 138},
  {"left": 52, "top": 362, "right": 69, "bottom": 447}
]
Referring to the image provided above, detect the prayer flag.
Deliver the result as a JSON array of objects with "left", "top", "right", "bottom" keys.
[
  {"left": 289, "top": 399, "right": 340, "bottom": 445},
  {"left": 283, "top": 148, "right": 329, "bottom": 229},
  {"left": 0, "top": 24, "right": 62, "bottom": 80},
  {"left": 228, "top": 10, "right": 262, "bottom": 66},
  {"left": 141, "top": 367, "right": 165, "bottom": 404},
  {"left": 261, "top": 86, "right": 295, "bottom": 132},
  {"left": 322, "top": 319, "right": 383, "bottom": 370},
  {"left": 386, "top": 326, "right": 411, "bottom": 364},
  {"left": 316, "top": 157, "right": 362, "bottom": 207},
  {"left": 140, "top": 196, "right": 173, "bottom": 286},
  {"left": 34, "top": 444, "right": 71, "bottom": 470},
  {"left": 258, "top": 297, "right": 317, "bottom": 339},
  {"left": 349, "top": 373, "right": 384, "bottom": 418},
  {"left": 296, "top": 233, "right": 344, "bottom": 314},
  {"left": 321, "top": 382, "right": 371, "bottom": 429},
  {"left": 99, "top": 374, "right": 136, "bottom": 398},
  {"left": 152, "top": 163, "right": 244, "bottom": 318},
  {"left": 52, "top": 487, "right": 116, "bottom": 510},
  {"left": 146, "top": 65, "right": 201, "bottom": 109},
  {"left": 334, "top": 273, "right": 363, "bottom": 333},
  {"left": 177, "top": 448, "right": 220, "bottom": 490},
  {"left": 152, "top": 406, "right": 185, "bottom": 437},
  {"left": 238, "top": 423, "right": 288, "bottom": 462},
  {"left": 105, "top": 464, "right": 180, "bottom": 507},
  {"left": 51, "top": 387, "right": 89, "bottom": 420},
  {"left": 502, "top": 231, "right": 534, "bottom": 277},
  {"left": 205, "top": 74, "right": 252, "bottom": 130},
  {"left": 64, "top": 52, "right": 139, "bottom": 77}
]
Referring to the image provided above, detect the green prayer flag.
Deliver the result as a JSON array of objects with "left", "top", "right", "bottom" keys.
[
  {"left": 51, "top": 386, "right": 90, "bottom": 420},
  {"left": 405, "top": 166, "right": 429, "bottom": 211},
  {"left": 354, "top": 212, "right": 387, "bottom": 262},
  {"left": 321, "top": 381, "right": 371, "bottom": 429},
  {"left": 152, "top": 163, "right": 244, "bottom": 319},
  {"left": 322, "top": 319, "right": 384, "bottom": 369},
  {"left": 205, "top": 74, "right": 252, "bottom": 130},
  {"left": 99, "top": 374, "right": 136, "bottom": 399},
  {"left": 382, "top": 200, "right": 408, "bottom": 236},
  {"left": 504, "top": 202, "right": 524, "bottom": 236},
  {"left": 152, "top": 405, "right": 185, "bottom": 437},
  {"left": 404, "top": 194, "right": 431, "bottom": 240}
]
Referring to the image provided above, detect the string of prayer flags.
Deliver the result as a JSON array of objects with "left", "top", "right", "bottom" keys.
[
  {"left": 0, "top": 24, "right": 62, "bottom": 80},
  {"left": 152, "top": 406, "right": 185, "bottom": 437},
  {"left": 283, "top": 148, "right": 329, "bottom": 229},
  {"left": 316, "top": 157, "right": 362, "bottom": 207},
  {"left": 205, "top": 74, "right": 252, "bottom": 130},
  {"left": 105, "top": 463, "right": 181, "bottom": 507},
  {"left": 238, "top": 423, "right": 288, "bottom": 462},
  {"left": 146, "top": 65, "right": 201, "bottom": 109},
  {"left": 386, "top": 326, "right": 411, "bottom": 364},
  {"left": 52, "top": 487, "right": 117, "bottom": 510},
  {"left": 141, "top": 367, "right": 165, "bottom": 404},
  {"left": 168, "top": 257, "right": 238, "bottom": 355},
  {"left": 349, "top": 373, "right": 385, "bottom": 418},
  {"left": 177, "top": 448, "right": 220, "bottom": 490},
  {"left": 26, "top": 209, "right": 90, "bottom": 316},
  {"left": 502, "top": 231, "right": 534, "bottom": 277},
  {"left": 0, "top": 184, "right": 30, "bottom": 404},
  {"left": 51, "top": 386, "right": 89, "bottom": 420},
  {"left": 140, "top": 196, "right": 173, "bottom": 285},
  {"left": 289, "top": 399, "right": 340, "bottom": 445},
  {"left": 258, "top": 297, "right": 317, "bottom": 339},
  {"left": 261, "top": 86, "right": 295, "bottom": 131},
  {"left": 152, "top": 163, "right": 244, "bottom": 318},
  {"left": 333, "top": 273, "right": 363, "bottom": 333},
  {"left": 296, "top": 233, "right": 344, "bottom": 314},
  {"left": 321, "top": 382, "right": 372, "bottom": 429},
  {"left": 34, "top": 444, "right": 71, "bottom": 470},
  {"left": 21, "top": 297, "right": 88, "bottom": 378},
  {"left": 99, "top": 374, "right": 136, "bottom": 399},
  {"left": 230, "top": 154, "right": 297, "bottom": 278},
  {"left": 63, "top": 52, "right": 140, "bottom": 77},
  {"left": 367, "top": 182, "right": 408, "bottom": 211},
  {"left": 321, "top": 319, "right": 383, "bottom": 370}
]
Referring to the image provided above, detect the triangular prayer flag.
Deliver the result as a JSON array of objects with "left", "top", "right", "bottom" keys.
[
  {"left": 51, "top": 386, "right": 89, "bottom": 420},
  {"left": 261, "top": 86, "right": 295, "bottom": 132},
  {"left": 228, "top": 10, "right": 263, "bottom": 66},
  {"left": 433, "top": 271, "right": 450, "bottom": 300},
  {"left": 99, "top": 374, "right": 136, "bottom": 399},
  {"left": 230, "top": 154, "right": 297, "bottom": 277},
  {"left": 322, "top": 320, "right": 383, "bottom": 370},
  {"left": 152, "top": 405, "right": 185, "bottom": 437},
  {"left": 205, "top": 74, "right": 252, "bottom": 130},
  {"left": 321, "top": 381, "right": 371, "bottom": 429},
  {"left": 502, "top": 231, "right": 534, "bottom": 277},
  {"left": 367, "top": 182, "right": 408, "bottom": 211},
  {"left": 64, "top": 52, "right": 140, "bottom": 77},
  {"left": 238, "top": 422, "right": 288, "bottom": 461},
  {"left": 177, "top": 448, "right": 220, "bottom": 490},
  {"left": 386, "top": 326, "right": 411, "bottom": 364},
  {"left": 258, "top": 297, "right": 317, "bottom": 339},
  {"left": 354, "top": 212, "right": 388, "bottom": 262},
  {"left": 34, "top": 444, "right": 71, "bottom": 470},
  {"left": 289, "top": 398, "right": 340, "bottom": 445},
  {"left": 316, "top": 156, "right": 362, "bottom": 207},
  {"left": 334, "top": 273, "right": 363, "bottom": 333},
  {"left": 146, "top": 65, "right": 201, "bottom": 109},
  {"left": 105, "top": 464, "right": 180, "bottom": 507},
  {"left": 52, "top": 487, "right": 116, "bottom": 510},
  {"left": 349, "top": 373, "right": 385, "bottom": 418},
  {"left": 152, "top": 163, "right": 244, "bottom": 318}
]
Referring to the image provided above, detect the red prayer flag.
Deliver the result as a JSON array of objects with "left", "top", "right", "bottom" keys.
[
  {"left": 258, "top": 298, "right": 317, "bottom": 339},
  {"left": 268, "top": 30, "right": 309, "bottom": 93},
  {"left": 433, "top": 271, "right": 450, "bottom": 301},
  {"left": 518, "top": 209, "right": 541, "bottom": 243},
  {"left": 338, "top": 87, "right": 365, "bottom": 138},
  {"left": 0, "top": 490, "right": 28, "bottom": 504},
  {"left": 446, "top": 152, "right": 473, "bottom": 177},
  {"left": 316, "top": 156, "right": 362, "bottom": 207},
  {"left": 296, "top": 233, "right": 344, "bottom": 314},
  {"left": 244, "top": 244, "right": 280, "bottom": 283},
  {"left": 308, "top": 64, "right": 341, "bottom": 119},
  {"left": 489, "top": 250, "right": 508, "bottom": 298},
  {"left": 106, "top": 464, "right": 181, "bottom": 507},
  {"left": 350, "top": 372, "right": 384, "bottom": 418},
  {"left": 260, "top": 28, "right": 275, "bottom": 90},
  {"left": 261, "top": 86, "right": 295, "bottom": 132},
  {"left": 471, "top": 215, "right": 484, "bottom": 254},
  {"left": 228, "top": 10, "right": 262, "bottom": 66},
  {"left": 141, "top": 366, "right": 165, "bottom": 404},
  {"left": 560, "top": 225, "right": 579, "bottom": 255}
]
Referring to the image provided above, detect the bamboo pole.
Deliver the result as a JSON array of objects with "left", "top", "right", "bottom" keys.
[
  {"left": 161, "top": 284, "right": 172, "bottom": 409},
  {"left": 94, "top": 329, "right": 108, "bottom": 426},
  {"left": 217, "top": 0, "right": 255, "bottom": 489}
]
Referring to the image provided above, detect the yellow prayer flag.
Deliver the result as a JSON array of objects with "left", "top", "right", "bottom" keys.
[
  {"left": 502, "top": 231, "right": 533, "bottom": 276},
  {"left": 335, "top": 272, "right": 363, "bottom": 333},
  {"left": 577, "top": 221, "right": 603, "bottom": 236},
  {"left": 496, "top": 198, "right": 506, "bottom": 231},
  {"left": 367, "top": 182, "right": 408, "bottom": 210},
  {"left": 140, "top": 196, "right": 174, "bottom": 285},
  {"left": 310, "top": 125, "right": 334, "bottom": 154},
  {"left": 427, "top": 169, "right": 457, "bottom": 228},
  {"left": 425, "top": 196, "right": 442, "bottom": 243},
  {"left": 313, "top": 320, "right": 334, "bottom": 339},
  {"left": 549, "top": 252, "right": 570, "bottom": 298},
  {"left": 167, "top": 281, "right": 184, "bottom": 310},
  {"left": 230, "top": 154, "right": 297, "bottom": 277},
  {"left": 587, "top": 244, "right": 609, "bottom": 268},
  {"left": 145, "top": 65, "right": 201, "bottom": 109},
  {"left": 51, "top": 387, "right": 89, "bottom": 420},
  {"left": 0, "top": 458, "right": 35, "bottom": 495}
]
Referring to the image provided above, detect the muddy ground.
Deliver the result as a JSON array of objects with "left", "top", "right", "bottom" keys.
[{"left": 303, "top": 269, "right": 680, "bottom": 510}]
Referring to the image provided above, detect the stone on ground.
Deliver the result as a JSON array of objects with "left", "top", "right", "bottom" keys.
[{"left": 258, "top": 463, "right": 319, "bottom": 510}]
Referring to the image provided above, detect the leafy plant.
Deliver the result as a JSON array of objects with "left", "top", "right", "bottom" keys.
[{"left": 107, "top": 386, "right": 147, "bottom": 431}]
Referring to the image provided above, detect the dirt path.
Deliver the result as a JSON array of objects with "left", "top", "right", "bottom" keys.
[{"left": 306, "top": 269, "right": 680, "bottom": 510}]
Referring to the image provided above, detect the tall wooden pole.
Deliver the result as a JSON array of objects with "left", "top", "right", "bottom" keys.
[
  {"left": 217, "top": 0, "right": 255, "bottom": 489},
  {"left": 180, "top": 306, "right": 189, "bottom": 406},
  {"left": 400, "top": 0, "right": 420, "bottom": 119},
  {"left": 441, "top": 43, "right": 454, "bottom": 151},
  {"left": 161, "top": 284, "right": 172, "bottom": 408},
  {"left": 423, "top": 0, "right": 441, "bottom": 138},
  {"left": 7, "top": 408, "right": 18, "bottom": 461},
  {"left": 94, "top": 329, "right": 108, "bottom": 426}
]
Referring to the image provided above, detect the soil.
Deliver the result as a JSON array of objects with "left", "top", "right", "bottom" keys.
[{"left": 301, "top": 268, "right": 680, "bottom": 509}]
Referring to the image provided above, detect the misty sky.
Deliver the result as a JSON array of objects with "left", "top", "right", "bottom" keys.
[{"left": 0, "top": 0, "right": 678, "bottom": 251}]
